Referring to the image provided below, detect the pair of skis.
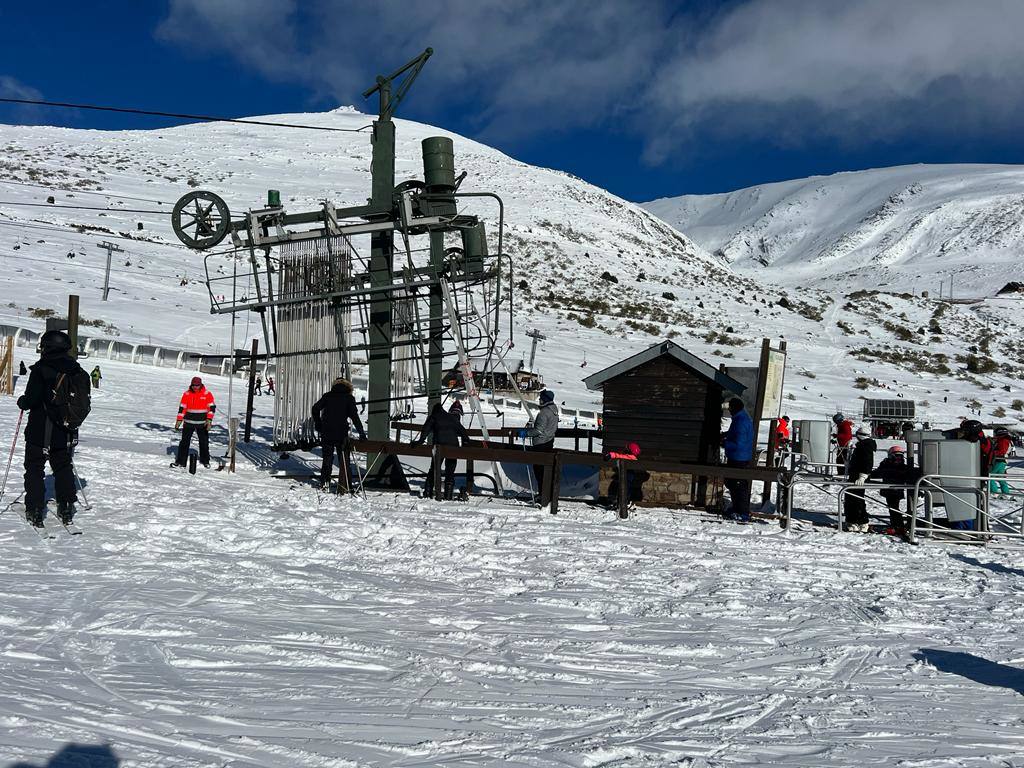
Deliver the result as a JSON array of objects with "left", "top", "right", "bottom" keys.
[{"left": 7, "top": 501, "right": 82, "bottom": 538}]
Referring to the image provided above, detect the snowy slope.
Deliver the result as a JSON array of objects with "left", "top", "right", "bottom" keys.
[
  {"left": 643, "top": 164, "right": 1024, "bottom": 297},
  {"left": 4, "top": 356, "right": 1024, "bottom": 766},
  {"left": 2, "top": 114, "right": 1024, "bottom": 422}
]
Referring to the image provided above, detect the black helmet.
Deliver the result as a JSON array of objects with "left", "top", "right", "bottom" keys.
[
  {"left": 960, "top": 419, "right": 984, "bottom": 440},
  {"left": 39, "top": 330, "right": 72, "bottom": 353},
  {"left": 832, "top": 413, "right": 844, "bottom": 424}
]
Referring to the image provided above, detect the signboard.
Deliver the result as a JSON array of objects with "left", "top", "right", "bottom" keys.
[{"left": 756, "top": 347, "right": 786, "bottom": 423}]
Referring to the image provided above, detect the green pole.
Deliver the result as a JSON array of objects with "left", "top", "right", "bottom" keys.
[
  {"left": 367, "top": 80, "right": 395, "bottom": 441},
  {"left": 428, "top": 229, "right": 445, "bottom": 412}
]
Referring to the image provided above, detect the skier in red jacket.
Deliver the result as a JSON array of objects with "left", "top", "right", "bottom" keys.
[{"left": 173, "top": 376, "right": 216, "bottom": 468}]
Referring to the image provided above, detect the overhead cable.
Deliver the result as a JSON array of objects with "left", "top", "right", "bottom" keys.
[{"left": 0, "top": 97, "right": 372, "bottom": 133}]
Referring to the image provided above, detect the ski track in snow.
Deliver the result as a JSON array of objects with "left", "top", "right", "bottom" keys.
[{"left": 1, "top": 360, "right": 1023, "bottom": 766}]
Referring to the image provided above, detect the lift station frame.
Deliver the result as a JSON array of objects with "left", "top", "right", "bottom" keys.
[{"left": 169, "top": 49, "right": 513, "bottom": 449}]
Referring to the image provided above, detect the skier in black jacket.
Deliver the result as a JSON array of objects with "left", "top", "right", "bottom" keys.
[
  {"left": 843, "top": 424, "right": 877, "bottom": 531},
  {"left": 414, "top": 402, "right": 470, "bottom": 499},
  {"left": 870, "top": 445, "right": 920, "bottom": 537},
  {"left": 16, "top": 330, "right": 85, "bottom": 526},
  {"left": 311, "top": 378, "right": 366, "bottom": 489}
]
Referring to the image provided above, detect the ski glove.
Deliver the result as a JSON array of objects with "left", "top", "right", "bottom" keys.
[
  {"left": 174, "top": 421, "right": 182, "bottom": 431},
  {"left": 518, "top": 429, "right": 528, "bottom": 439}
]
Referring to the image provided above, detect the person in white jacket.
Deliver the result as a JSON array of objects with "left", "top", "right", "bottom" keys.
[{"left": 520, "top": 389, "right": 558, "bottom": 504}]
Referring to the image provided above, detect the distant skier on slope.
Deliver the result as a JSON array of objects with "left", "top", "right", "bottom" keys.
[
  {"left": 267, "top": 376, "right": 275, "bottom": 395},
  {"left": 254, "top": 374, "right": 263, "bottom": 397},
  {"left": 721, "top": 398, "right": 754, "bottom": 522},
  {"left": 173, "top": 376, "right": 216, "bottom": 469},
  {"left": 90, "top": 365, "right": 102, "bottom": 389},
  {"left": 17, "top": 330, "right": 90, "bottom": 526},
  {"left": 311, "top": 377, "right": 366, "bottom": 490},
  {"left": 843, "top": 424, "right": 876, "bottom": 532}
]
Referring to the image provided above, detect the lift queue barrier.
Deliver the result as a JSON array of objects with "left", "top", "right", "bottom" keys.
[
  {"left": 781, "top": 469, "right": 1023, "bottom": 547},
  {"left": 350, "top": 437, "right": 788, "bottom": 519}
]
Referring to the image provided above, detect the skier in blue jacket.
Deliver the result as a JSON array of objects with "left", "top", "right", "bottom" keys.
[{"left": 721, "top": 397, "right": 754, "bottom": 521}]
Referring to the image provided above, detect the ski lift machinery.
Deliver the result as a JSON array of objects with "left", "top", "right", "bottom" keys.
[{"left": 169, "top": 49, "right": 515, "bottom": 451}]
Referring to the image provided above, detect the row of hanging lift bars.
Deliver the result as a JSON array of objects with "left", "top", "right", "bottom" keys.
[{"left": 168, "top": 48, "right": 515, "bottom": 451}]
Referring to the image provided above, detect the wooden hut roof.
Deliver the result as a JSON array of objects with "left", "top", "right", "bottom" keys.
[{"left": 583, "top": 340, "right": 746, "bottom": 394}]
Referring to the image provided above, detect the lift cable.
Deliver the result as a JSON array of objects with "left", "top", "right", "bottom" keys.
[
  {"left": 0, "top": 200, "right": 166, "bottom": 215},
  {"left": 0, "top": 97, "right": 372, "bottom": 133}
]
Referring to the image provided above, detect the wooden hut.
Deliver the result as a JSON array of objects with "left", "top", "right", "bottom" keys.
[{"left": 583, "top": 340, "right": 746, "bottom": 506}]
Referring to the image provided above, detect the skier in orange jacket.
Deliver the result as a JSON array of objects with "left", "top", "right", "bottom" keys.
[{"left": 173, "top": 376, "right": 216, "bottom": 468}]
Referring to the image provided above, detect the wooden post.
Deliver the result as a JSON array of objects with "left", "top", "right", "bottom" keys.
[
  {"left": 228, "top": 416, "right": 238, "bottom": 473},
  {"left": 617, "top": 459, "right": 629, "bottom": 519},
  {"left": 574, "top": 431, "right": 580, "bottom": 451},
  {"left": 761, "top": 418, "right": 778, "bottom": 504},
  {"left": 67, "top": 294, "right": 80, "bottom": 359},
  {"left": 466, "top": 459, "right": 475, "bottom": 496},
  {"left": 549, "top": 453, "right": 562, "bottom": 515},
  {"left": 0, "top": 337, "right": 12, "bottom": 395},
  {"left": 243, "top": 338, "right": 258, "bottom": 443}
]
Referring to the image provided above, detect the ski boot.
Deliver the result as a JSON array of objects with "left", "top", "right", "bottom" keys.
[
  {"left": 443, "top": 481, "right": 455, "bottom": 501},
  {"left": 57, "top": 502, "right": 77, "bottom": 526},
  {"left": 25, "top": 507, "right": 45, "bottom": 528}
]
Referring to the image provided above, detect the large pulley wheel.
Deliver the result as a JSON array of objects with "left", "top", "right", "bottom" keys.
[{"left": 172, "top": 191, "right": 231, "bottom": 249}]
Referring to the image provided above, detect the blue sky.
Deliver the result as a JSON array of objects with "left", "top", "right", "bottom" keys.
[{"left": 3, "top": 1, "right": 1024, "bottom": 202}]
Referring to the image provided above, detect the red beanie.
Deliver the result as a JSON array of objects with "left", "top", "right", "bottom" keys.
[
  {"left": 191, "top": 376, "right": 202, "bottom": 386},
  {"left": 627, "top": 442, "right": 641, "bottom": 456}
]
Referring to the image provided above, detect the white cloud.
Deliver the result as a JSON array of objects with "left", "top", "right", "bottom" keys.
[{"left": 156, "top": 0, "right": 1024, "bottom": 160}]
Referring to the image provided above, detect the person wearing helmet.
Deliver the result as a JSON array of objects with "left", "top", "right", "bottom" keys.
[
  {"left": 16, "top": 330, "right": 87, "bottom": 527},
  {"left": 843, "top": 424, "right": 877, "bottom": 532},
  {"left": 775, "top": 415, "right": 791, "bottom": 447},
  {"left": 833, "top": 412, "right": 854, "bottom": 469},
  {"left": 173, "top": 376, "right": 216, "bottom": 468},
  {"left": 990, "top": 427, "right": 1013, "bottom": 499},
  {"left": 959, "top": 419, "right": 994, "bottom": 479},
  {"left": 870, "top": 444, "right": 921, "bottom": 538}
]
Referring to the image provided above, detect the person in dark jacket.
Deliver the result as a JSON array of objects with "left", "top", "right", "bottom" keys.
[
  {"left": 721, "top": 398, "right": 754, "bottom": 521},
  {"left": 414, "top": 402, "right": 470, "bottom": 499},
  {"left": 870, "top": 445, "right": 920, "bottom": 537},
  {"left": 16, "top": 330, "right": 84, "bottom": 526},
  {"left": 843, "top": 424, "right": 877, "bottom": 531},
  {"left": 18, "top": 360, "right": 27, "bottom": 376},
  {"left": 312, "top": 378, "right": 366, "bottom": 489}
]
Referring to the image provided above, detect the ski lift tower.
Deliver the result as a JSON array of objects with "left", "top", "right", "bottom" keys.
[
  {"left": 525, "top": 328, "right": 546, "bottom": 373},
  {"left": 169, "top": 49, "right": 513, "bottom": 448}
]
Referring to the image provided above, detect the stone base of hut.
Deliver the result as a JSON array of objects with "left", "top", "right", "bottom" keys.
[{"left": 598, "top": 466, "right": 694, "bottom": 508}]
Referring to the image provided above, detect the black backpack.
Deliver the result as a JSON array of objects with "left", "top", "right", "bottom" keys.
[{"left": 49, "top": 369, "right": 92, "bottom": 430}]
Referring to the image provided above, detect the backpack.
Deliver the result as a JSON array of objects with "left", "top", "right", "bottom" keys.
[{"left": 49, "top": 369, "right": 92, "bottom": 430}]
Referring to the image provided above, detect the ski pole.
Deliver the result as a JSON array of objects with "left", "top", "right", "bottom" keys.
[
  {"left": 0, "top": 409, "right": 24, "bottom": 504},
  {"left": 70, "top": 460, "right": 92, "bottom": 511},
  {"left": 521, "top": 433, "right": 537, "bottom": 504}
]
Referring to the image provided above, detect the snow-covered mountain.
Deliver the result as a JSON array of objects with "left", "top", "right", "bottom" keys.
[
  {"left": 2, "top": 115, "right": 1023, "bottom": 422},
  {"left": 643, "top": 164, "right": 1024, "bottom": 297}
]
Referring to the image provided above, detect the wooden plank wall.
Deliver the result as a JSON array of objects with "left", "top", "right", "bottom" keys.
[{"left": 601, "top": 356, "right": 722, "bottom": 462}]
